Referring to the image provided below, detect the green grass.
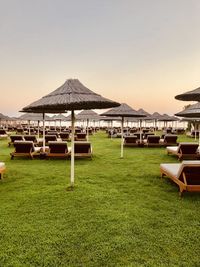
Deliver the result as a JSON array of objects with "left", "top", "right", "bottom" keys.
[{"left": 0, "top": 132, "right": 200, "bottom": 267}]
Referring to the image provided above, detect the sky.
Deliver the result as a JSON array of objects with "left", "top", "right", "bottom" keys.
[{"left": 0, "top": 0, "right": 200, "bottom": 117}]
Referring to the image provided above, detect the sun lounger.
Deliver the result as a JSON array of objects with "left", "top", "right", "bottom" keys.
[
  {"left": 10, "top": 141, "right": 41, "bottom": 159},
  {"left": 143, "top": 135, "right": 161, "bottom": 147},
  {"left": 73, "top": 142, "right": 92, "bottom": 158},
  {"left": 24, "top": 135, "right": 38, "bottom": 145},
  {"left": 0, "top": 162, "right": 6, "bottom": 179},
  {"left": 60, "top": 132, "right": 70, "bottom": 141},
  {"left": 160, "top": 160, "right": 200, "bottom": 196},
  {"left": 0, "top": 129, "right": 8, "bottom": 139},
  {"left": 45, "top": 135, "right": 57, "bottom": 145},
  {"left": 46, "top": 141, "right": 69, "bottom": 158},
  {"left": 75, "top": 133, "right": 87, "bottom": 141},
  {"left": 8, "top": 135, "right": 24, "bottom": 146},
  {"left": 123, "top": 136, "right": 138, "bottom": 147},
  {"left": 160, "top": 135, "right": 178, "bottom": 147},
  {"left": 166, "top": 143, "right": 199, "bottom": 160}
]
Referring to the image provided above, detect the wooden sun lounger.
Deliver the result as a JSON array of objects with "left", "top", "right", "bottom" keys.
[
  {"left": 46, "top": 141, "right": 69, "bottom": 158},
  {"left": 143, "top": 135, "right": 161, "bottom": 147},
  {"left": 160, "top": 160, "right": 200, "bottom": 196},
  {"left": 166, "top": 143, "right": 199, "bottom": 160},
  {"left": 45, "top": 135, "right": 57, "bottom": 145},
  {"left": 10, "top": 141, "right": 41, "bottom": 159},
  {"left": 159, "top": 135, "right": 178, "bottom": 147},
  {"left": 73, "top": 142, "right": 92, "bottom": 158},
  {"left": 123, "top": 136, "right": 138, "bottom": 147},
  {"left": 60, "top": 132, "right": 70, "bottom": 141},
  {"left": 0, "top": 162, "right": 6, "bottom": 179},
  {"left": 8, "top": 135, "right": 24, "bottom": 146},
  {"left": 75, "top": 133, "right": 87, "bottom": 141},
  {"left": 24, "top": 135, "right": 38, "bottom": 145}
]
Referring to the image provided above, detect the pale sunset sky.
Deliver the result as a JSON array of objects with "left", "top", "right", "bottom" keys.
[{"left": 0, "top": 0, "right": 200, "bottom": 117}]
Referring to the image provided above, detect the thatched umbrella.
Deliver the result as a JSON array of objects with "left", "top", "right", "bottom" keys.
[
  {"left": 175, "top": 103, "right": 200, "bottom": 145},
  {"left": 51, "top": 114, "right": 68, "bottom": 132},
  {"left": 19, "top": 113, "right": 51, "bottom": 136},
  {"left": 21, "top": 79, "right": 120, "bottom": 187},
  {"left": 76, "top": 110, "right": 100, "bottom": 139},
  {"left": 145, "top": 112, "right": 163, "bottom": 130},
  {"left": 101, "top": 103, "right": 145, "bottom": 158},
  {"left": 175, "top": 87, "right": 200, "bottom": 102}
]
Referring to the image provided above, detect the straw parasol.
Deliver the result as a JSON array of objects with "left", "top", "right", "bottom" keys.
[
  {"left": 76, "top": 110, "right": 101, "bottom": 139},
  {"left": 175, "top": 103, "right": 200, "bottom": 145},
  {"left": 175, "top": 87, "right": 200, "bottom": 102},
  {"left": 19, "top": 113, "right": 51, "bottom": 136},
  {"left": 21, "top": 79, "right": 120, "bottom": 187},
  {"left": 101, "top": 103, "right": 146, "bottom": 158},
  {"left": 51, "top": 114, "right": 68, "bottom": 132}
]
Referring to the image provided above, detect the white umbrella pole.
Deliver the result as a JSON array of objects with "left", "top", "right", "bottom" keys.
[
  {"left": 140, "top": 119, "right": 142, "bottom": 143},
  {"left": 195, "top": 122, "right": 197, "bottom": 141},
  {"left": 70, "top": 110, "right": 75, "bottom": 187},
  {"left": 42, "top": 112, "right": 46, "bottom": 153},
  {"left": 37, "top": 120, "right": 40, "bottom": 139},
  {"left": 28, "top": 120, "right": 30, "bottom": 135},
  {"left": 87, "top": 118, "right": 89, "bottom": 141},
  {"left": 120, "top": 117, "right": 124, "bottom": 158}
]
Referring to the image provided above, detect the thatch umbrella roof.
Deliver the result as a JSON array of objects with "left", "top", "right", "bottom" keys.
[
  {"left": 100, "top": 116, "right": 121, "bottom": 121},
  {"left": 21, "top": 78, "right": 120, "bottom": 188},
  {"left": 146, "top": 112, "right": 163, "bottom": 120},
  {"left": 19, "top": 113, "right": 51, "bottom": 121},
  {"left": 158, "top": 114, "right": 174, "bottom": 122},
  {"left": 0, "top": 113, "right": 10, "bottom": 120},
  {"left": 100, "top": 103, "right": 145, "bottom": 118},
  {"left": 175, "top": 87, "right": 200, "bottom": 102},
  {"left": 76, "top": 110, "right": 101, "bottom": 121},
  {"left": 137, "top": 108, "right": 150, "bottom": 116},
  {"left": 175, "top": 102, "right": 200, "bottom": 118},
  {"left": 101, "top": 103, "right": 145, "bottom": 158},
  {"left": 22, "top": 79, "right": 120, "bottom": 113},
  {"left": 51, "top": 114, "right": 68, "bottom": 121}
]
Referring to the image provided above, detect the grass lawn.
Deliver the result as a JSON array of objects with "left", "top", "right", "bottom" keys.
[{"left": 0, "top": 132, "right": 200, "bottom": 267}]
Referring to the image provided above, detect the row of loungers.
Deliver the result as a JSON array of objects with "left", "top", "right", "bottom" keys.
[
  {"left": 10, "top": 141, "right": 92, "bottom": 159},
  {"left": 124, "top": 135, "right": 178, "bottom": 147},
  {"left": 8, "top": 133, "right": 88, "bottom": 146}
]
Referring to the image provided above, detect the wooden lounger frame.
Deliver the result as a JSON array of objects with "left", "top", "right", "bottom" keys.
[{"left": 160, "top": 164, "right": 200, "bottom": 196}]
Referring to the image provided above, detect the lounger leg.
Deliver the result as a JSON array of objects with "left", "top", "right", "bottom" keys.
[{"left": 179, "top": 188, "right": 184, "bottom": 197}]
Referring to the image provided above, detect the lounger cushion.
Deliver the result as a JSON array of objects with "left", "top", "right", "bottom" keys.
[
  {"left": 160, "top": 163, "right": 180, "bottom": 177},
  {"left": 166, "top": 146, "right": 178, "bottom": 153},
  {"left": 0, "top": 162, "right": 5, "bottom": 168}
]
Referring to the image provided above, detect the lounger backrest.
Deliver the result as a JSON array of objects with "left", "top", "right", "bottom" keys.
[
  {"left": 177, "top": 161, "right": 200, "bottom": 183},
  {"left": 76, "top": 133, "right": 87, "bottom": 139},
  {"left": 47, "top": 131, "right": 59, "bottom": 137},
  {"left": 10, "top": 135, "right": 24, "bottom": 142},
  {"left": 60, "top": 133, "right": 70, "bottom": 141},
  {"left": 74, "top": 142, "right": 91, "bottom": 153},
  {"left": 124, "top": 136, "right": 137, "bottom": 143},
  {"left": 48, "top": 141, "right": 68, "bottom": 153},
  {"left": 177, "top": 143, "right": 199, "bottom": 154},
  {"left": 45, "top": 135, "right": 57, "bottom": 142},
  {"left": 147, "top": 135, "right": 160, "bottom": 143},
  {"left": 24, "top": 135, "right": 37, "bottom": 142},
  {"left": 164, "top": 135, "right": 177, "bottom": 143},
  {"left": 14, "top": 141, "right": 34, "bottom": 153},
  {"left": 0, "top": 130, "right": 7, "bottom": 134}
]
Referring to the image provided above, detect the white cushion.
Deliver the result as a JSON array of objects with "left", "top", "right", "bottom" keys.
[
  {"left": 160, "top": 163, "right": 181, "bottom": 177},
  {"left": 0, "top": 162, "right": 5, "bottom": 168}
]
